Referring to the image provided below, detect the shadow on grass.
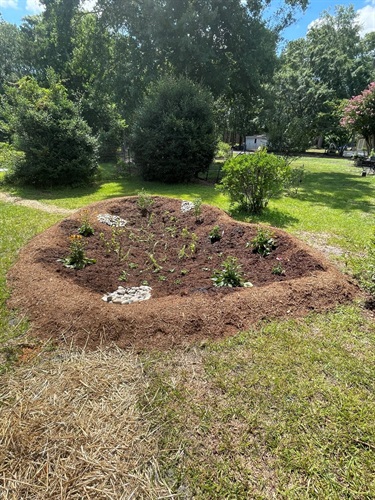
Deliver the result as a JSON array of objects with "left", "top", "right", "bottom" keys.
[
  {"left": 299, "top": 170, "right": 375, "bottom": 213},
  {"left": 229, "top": 205, "right": 299, "bottom": 228}
]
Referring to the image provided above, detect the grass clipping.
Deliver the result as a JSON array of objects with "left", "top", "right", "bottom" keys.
[{"left": 0, "top": 347, "right": 171, "bottom": 499}]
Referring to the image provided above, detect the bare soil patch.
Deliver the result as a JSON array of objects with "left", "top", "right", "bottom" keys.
[{"left": 7, "top": 196, "right": 357, "bottom": 350}]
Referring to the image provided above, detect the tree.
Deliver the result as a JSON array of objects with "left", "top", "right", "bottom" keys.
[
  {"left": 340, "top": 82, "right": 375, "bottom": 154},
  {"left": 219, "top": 148, "right": 291, "bottom": 214},
  {"left": 130, "top": 76, "right": 217, "bottom": 183},
  {"left": 69, "top": 14, "right": 126, "bottom": 159},
  {"left": 264, "top": 38, "right": 333, "bottom": 152},
  {"left": 96, "top": 0, "right": 308, "bottom": 135},
  {"left": 18, "top": 7, "right": 125, "bottom": 159},
  {"left": 20, "top": 0, "right": 80, "bottom": 80},
  {"left": 2, "top": 75, "right": 98, "bottom": 187},
  {"left": 0, "top": 17, "right": 23, "bottom": 93},
  {"left": 306, "top": 5, "right": 373, "bottom": 99},
  {"left": 265, "top": 5, "right": 375, "bottom": 151}
]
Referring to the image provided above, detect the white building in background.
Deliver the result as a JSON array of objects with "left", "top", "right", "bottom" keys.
[{"left": 245, "top": 134, "right": 268, "bottom": 151}]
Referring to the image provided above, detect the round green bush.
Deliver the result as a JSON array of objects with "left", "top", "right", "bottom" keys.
[
  {"left": 130, "top": 76, "right": 217, "bottom": 183},
  {"left": 219, "top": 148, "right": 291, "bottom": 214}
]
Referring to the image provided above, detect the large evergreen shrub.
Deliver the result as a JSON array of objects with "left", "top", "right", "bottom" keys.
[
  {"left": 130, "top": 76, "right": 217, "bottom": 183},
  {"left": 2, "top": 76, "right": 98, "bottom": 187}
]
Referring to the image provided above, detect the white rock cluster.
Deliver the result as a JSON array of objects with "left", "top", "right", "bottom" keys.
[
  {"left": 97, "top": 213, "right": 128, "bottom": 227},
  {"left": 102, "top": 285, "right": 152, "bottom": 304},
  {"left": 181, "top": 200, "right": 194, "bottom": 213}
]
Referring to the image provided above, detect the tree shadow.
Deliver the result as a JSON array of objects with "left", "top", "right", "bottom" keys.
[
  {"left": 298, "top": 170, "right": 375, "bottom": 213},
  {"left": 228, "top": 206, "right": 299, "bottom": 228}
]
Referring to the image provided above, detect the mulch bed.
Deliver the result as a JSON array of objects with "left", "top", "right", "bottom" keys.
[{"left": 7, "top": 196, "right": 358, "bottom": 350}]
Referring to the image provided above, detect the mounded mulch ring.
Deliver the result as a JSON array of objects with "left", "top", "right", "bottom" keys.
[{"left": 7, "top": 196, "right": 358, "bottom": 350}]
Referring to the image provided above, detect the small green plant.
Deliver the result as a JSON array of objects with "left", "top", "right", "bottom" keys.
[
  {"left": 99, "top": 232, "right": 111, "bottom": 254},
  {"left": 158, "top": 275, "right": 167, "bottom": 281},
  {"left": 271, "top": 258, "right": 285, "bottom": 276},
  {"left": 211, "top": 256, "right": 244, "bottom": 287},
  {"left": 181, "top": 269, "right": 189, "bottom": 276},
  {"left": 193, "top": 197, "right": 203, "bottom": 221},
  {"left": 99, "top": 228, "right": 128, "bottom": 261},
  {"left": 148, "top": 253, "right": 163, "bottom": 273},
  {"left": 179, "top": 229, "right": 198, "bottom": 257},
  {"left": 60, "top": 235, "right": 96, "bottom": 270},
  {"left": 189, "top": 233, "right": 198, "bottom": 255},
  {"left": 128, "top": 262, "right": 138, "bottom": 269},
  {"left": 78, "top": 210, "right": 95, "bottom": 236},
  {"left": 209, "top": 225, "right": 222, "bottom": 243},
  {"left": 137, "top": 189, "right": 154, "bottom": 216},
  {"left": 178, "top": 245, "right": 188, "bottom": 259},
  {"left": 248, "top": 227, "right": 277, "bottom": 256},
  {"left": 119, "top": 270, "right": 128, "bottom": 281},
  {"left": 166, "top": 226, "right": 177, "bottom": 238},
  {"left": 181, "top": 227, "right": 190, "bottom": 239},
  {"left": 147, "top": 212, "right": 155, "bottom": 226}
]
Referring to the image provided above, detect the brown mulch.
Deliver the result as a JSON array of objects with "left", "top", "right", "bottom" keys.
[{"left": 7, "top": 196, "right": 358, "bottom": 350}]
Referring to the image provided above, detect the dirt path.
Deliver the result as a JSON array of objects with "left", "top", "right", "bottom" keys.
[{"left": 0, "top": 191, "right": 75, "bottom": 215}]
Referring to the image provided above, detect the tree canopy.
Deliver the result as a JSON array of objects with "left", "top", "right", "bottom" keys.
[
  {"left": 264, "top": 5, "right": 375, "bottom": 151},
  {"left": 1, "top": 0, "right": 374, "bottom": 180}
]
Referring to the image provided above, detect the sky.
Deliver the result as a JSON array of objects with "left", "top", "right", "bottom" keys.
[{"left": 0, "top": 0, "right": 374, "bottom": 41}]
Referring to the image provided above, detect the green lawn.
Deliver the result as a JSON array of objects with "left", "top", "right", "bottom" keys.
[{"left": 1, "top": 156, "right": 375, "bottom": 497}]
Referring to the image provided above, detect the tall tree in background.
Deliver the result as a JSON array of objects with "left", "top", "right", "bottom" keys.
[
  {"left": 266, "top": 5, "right": 375, "bottom": 151},
  {"left": 307, "top": 5, "right": 373, "bottom": 99},
  {"left": 264, "top": 38, "right": 334, "bottom": 152},
  {"left": 69, "top": 13, "right": 125, "bottom": 158},
  {"left": 20, "top": 0, "right": 80, "bottom": 80},
  {"left": 18, "top": 2, "right": 125, "bottom": 158},
  {"left": 96, "top": 0, "right": 309, "bottom": 137},
  {"left": 0, "top": 17, "right": 23, "bottom": 92}
]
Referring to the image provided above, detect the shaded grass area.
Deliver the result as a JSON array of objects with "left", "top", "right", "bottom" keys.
[
  {"left": 141, "top": 305, "right": 375, "bottom": 498},
  {"left": 0, "top": 202, "right": 61, "bottom": 372}
]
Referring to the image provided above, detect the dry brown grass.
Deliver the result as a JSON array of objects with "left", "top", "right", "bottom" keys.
[{"left": 0, "top": 347, "right": 173, "bottom": 499}]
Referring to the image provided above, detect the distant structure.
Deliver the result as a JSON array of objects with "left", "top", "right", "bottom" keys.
[{"left": 245, "top": 134, "right": 268, "bottom": 151}]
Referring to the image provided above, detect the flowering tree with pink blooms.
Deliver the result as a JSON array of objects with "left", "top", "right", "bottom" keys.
[{"left": 340, "top": 82, "right": 375, "bottom": 154}]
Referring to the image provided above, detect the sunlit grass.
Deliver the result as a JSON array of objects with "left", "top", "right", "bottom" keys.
[{"left": 142, "top": 304, "right": 375, "bottom": 497}]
